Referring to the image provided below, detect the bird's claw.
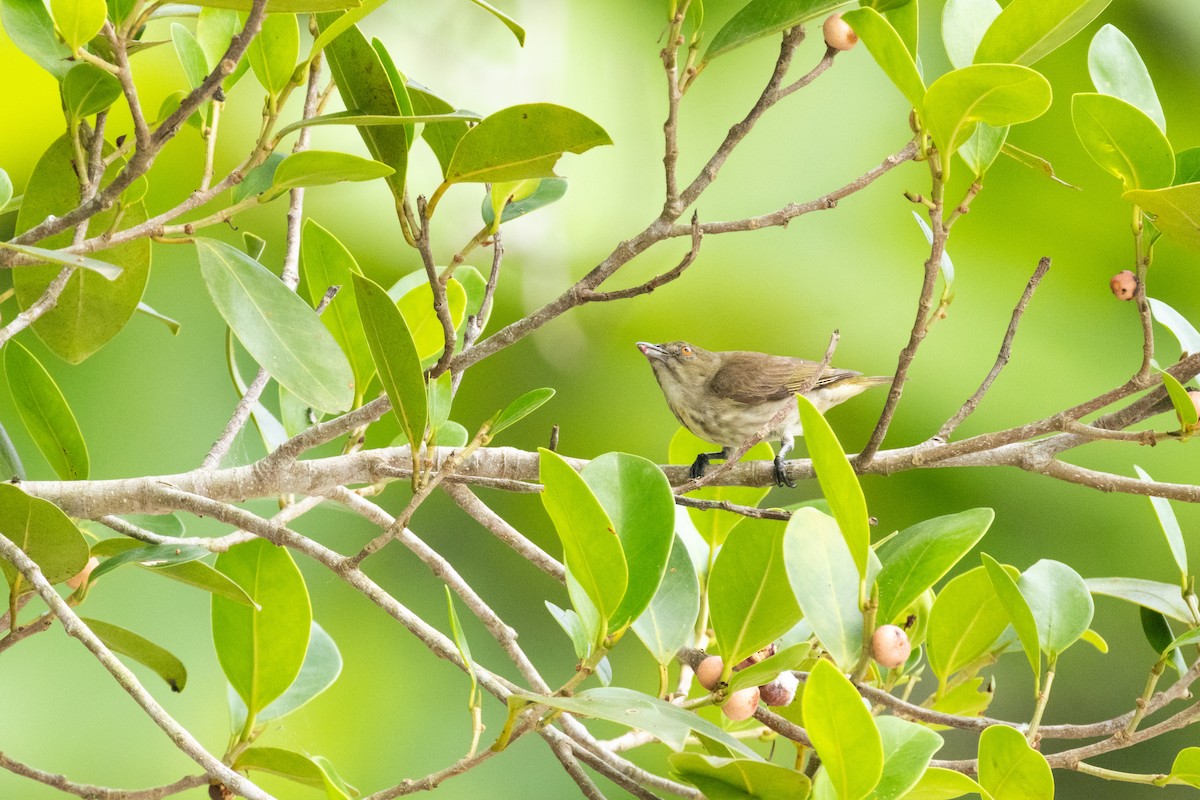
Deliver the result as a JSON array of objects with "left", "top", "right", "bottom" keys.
[
  {"left": 689, "top": 453, "right": 711, "bottom": 479},
  {"left": 773, "top": 455, "right": 796, "bottom": 488}
]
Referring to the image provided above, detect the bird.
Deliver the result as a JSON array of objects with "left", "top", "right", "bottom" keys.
[{"left": 637, "top": 340, "right": 891, "bottom": 487}]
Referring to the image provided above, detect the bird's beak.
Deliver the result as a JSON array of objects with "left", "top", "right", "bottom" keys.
[{"left": 637, "top": 341, "right": 666, "bottom": 360}]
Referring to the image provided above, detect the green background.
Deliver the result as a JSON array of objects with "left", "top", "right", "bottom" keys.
[{"left": 2, "top": 0, "right": 1200, "bottom": 796}]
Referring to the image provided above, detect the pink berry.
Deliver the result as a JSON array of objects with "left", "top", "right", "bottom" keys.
[
  {"left": 759, "top": 671, "right": 800, "bottom": 707},
  {"left": 1110, "top": 270, "right": 1137, "bottom": 301},
  {"left": 696, "top": 655, "right": 725, "bottom": 691},
  {"left": 66, "top": 557, "right": 100, "bottom": 591},
  {"left": 871, "top": 624, "right": 912, "bottom": 669},
  {"left": 721, "top": 686, "right": 761, "bottom": 721},
  {"left": 1189, "top": 391, "right": 1200, "bottom": 420},
  {"left": 823, "top": 13, "right": 859, "bottom": 51}
]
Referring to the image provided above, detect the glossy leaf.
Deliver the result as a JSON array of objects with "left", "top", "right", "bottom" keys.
[
  {"left": 670, "top": 427, "right": 773, "bottom": 546},
  {"left": 941, "top": 0, "right": 1001, "bottom": 69},
  {"left": 465, "top": 0, "right": 524, "bottom": 44},
  {"left": 482, "top": 178, "right": 568, "bottom": 228},
  {"left": 702, "top": 0, "right": 844, "bottom": 65},
  {"left": 171, "top": 22, "right": 210, "bottom": 122},
  {"left": 927, "top": 565, "right": 1011, "bottom": 682},
  {"left": 842, "top": 8, "right": 925, "bottom": 110},
  {"left": 0, "top": 169, "right": 11, "bottom": 210},
  {"left": 444, "top": 103, "right": 612, "bottom": 184},
  {"left": 1072, "top": 93, "right": 1174, "bottom": 191},
  {"left": 784, "top": 507, "right": 876, "bottom": 669},
  {"left": 804, "top": 659, "right": 883, "bottom": 800},
  {"left": 958, "top": 122, "right": 1009, "bottom": 176},
  {"left": 0, "top": 241, "right": 122, "bottom": 280},
  {"left": 492, "top": 387, "right": 555, "bottom": 435},
  {"left": 796, "top": 394, "right": 870, "bottom": 580},
  {"left": 1148, "top": 297, "right": 1200, "bottom": 357},
  {"left": 509, "top": 687, "right": 759, "bottom": 758},
  {"left": 973, "top": 0, "right": 1111, "bottom": 66},
  {"left": 977, "top": 724, "right": 1053, "bottom": 799},
  {"left": 212, "top": 538, "right": 312, "bottom": 720},
  {"left": 1125, "top": 183, "right": 1200, "bottom": 251},
  {"left": 669, "top": 753, "right": 811, "bottom": 800},
  {"left": 710, "top": 517, "right": 800, "bottom": 673},
  {"left": 300, "top": 220, "right": 374, "bottom": 396},
  {"left": 196, "top": 7, "right": 250, "bottom": 89},
  {"left": 82, "top": 618, "right": 188, "bottom": 692},
  {"left": 315, "top": 15, "right": 407, "bottom": 201},
  {"left": 135, "top": 302, "right": 181, "bottom": 335},
  {"left": 234, "top": 747, "right": 351, "bottom": 799},
  {"left": 446, "top": 588, "right": 480, "bottom": 709},
  {"left": 1088, "top": 24, "right": 1165, "bottom": 131},
  {"left": 539, "top": 448, "right": 627, "bottom": 640},
  {"left": 395, "top": 277, "right": 466, "bottom": 363},
  {"left": 981, "top": 554, "right": 1040, "bottom": 687},
  {"left": 546, "top": 600, "right": 589, "bottom": 660},
  {"left": 0, "top": 483, "right": 89, "bottom": 593},
  {"left": 876, "top": 508, "right": 994, "bottom": 625},
  {"left": 1164, "top": 748, "right": 1200, "bottom": 788},
  {"left": 632, "top": 534, "right": 700, "bottom": 666},
  {"left": 198, "top": 238, "right": 353, "bottom": 413},
  {"left": 90, "top": 538, "right": 256, "bottom": 607},
  {"left": 195, "top": 0, "right": 359, "bottom": 10},
  {"left": 928, "top": 675, "right": 995, "bottom": 726},
  {"left": 1, "top": 0, "right": 73, "bottom": 77},
  {"left": 50, "top": 0, "right": 104, "bottom": 50},
  {"left": 230, "top": 621, "right": 342, "bottom": 727},
  {"left": 1175, "top": 147, "right": 1200, "bottom": 185},
  {"left": 264, "top": 151, "right": 394, "bottom": 201},
  {"left": 232, "top": 154, "right": 284, "bottom": 203},
  {"left": 1134, "top": 465, "right": 1190, "bottom": 582},
  {"left": 923, "top": 65, "right": 1051, "bottom": 165},
  {"left": 247, "top": 13, "right": 298, "bottom": 96},
  {"left": 351, "top": 272, "right": 426, "bottom": 450},
  {"left": 1163, "top": 371, "right": 1199, "bottom": 432},
  {"left": 912, "top": 211, "right": 955, "bottom": 286},
  {"left": 88, "top": 543, "right": 209, "bottom": 584},
  {"left": 370, "top": 38, "right": 415, "bottom": 151},
  {"left": 62, "top": 62, "right": 122, "bottom": 121},
  {"left": 1087, "top": 576, "right": 1192, "bottom": 623},
  {"left": 884, "top": 0, "right": 918, "bottom": 58},
  {"left": 4, "top": 339, "right": 89, "bottom": 480},
  {"left": 875, "top": 716, "right": 944, "bottom": 800},
  {"left": 15, "top": 136, "right": 150, "bottom": 363},
  {"left": 1018, "top": 559, "right": 1093, "bottom": 657},
  {"left": 726, "top": 641, "right": 811, "bottom": 693},
  {"left": 409, "top": 84, "right": 471, "bottom": 179},
  {"left": 902, "top": 767, "right": 987, "bottom": 799}
]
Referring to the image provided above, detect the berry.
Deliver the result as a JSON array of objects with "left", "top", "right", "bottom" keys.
[
  {"left": 871, "top": 624, "right": 912, "bottom": 670},
  {"left": 696, "top": 655, "right": 725, "bottom": 691},
  {"left": 1189, "top": 391, "right": 1200, "bottom": 420},
  {"left": 759, "top": 671, "right": 799, "bottom": 707},
  {"left": 1110, "top": 270, "right": 1137, "bottom": 301},
  {"left": 823, "top": 14, "right": 859, "bottom": 51},
  {"left": 721, "top": 686, "right": 761, "bottom": 721}
]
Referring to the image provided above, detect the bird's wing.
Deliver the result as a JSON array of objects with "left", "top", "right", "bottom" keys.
[{"left": 708, "top": 352, "right": 864, "bottom": 403}]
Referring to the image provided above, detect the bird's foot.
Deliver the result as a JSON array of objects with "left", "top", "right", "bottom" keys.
[
  {"left": 773, "top": 454, "right": 796, "bottom": 488},
  {"left": 689, "top": 453, "right": 711, "bottom": 479}
]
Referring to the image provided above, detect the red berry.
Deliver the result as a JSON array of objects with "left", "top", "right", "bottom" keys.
[
  {"left": 1110, "top": 270, "right": 1137, "bottom": 301},
  {"left": 823, "top": 13, "right": 859, "bottom": 51},
  {"left": 721, "top": 686, "right": 761, "bottom": 721},
  {"left": 871, "top": 624, "right": 912, "bottom": 669},
  {"left": 696, "top": 655, "right": 725, "bottom": 691},
  {"left": 759, "top": 671, "right": 799, "bottom": 707}
]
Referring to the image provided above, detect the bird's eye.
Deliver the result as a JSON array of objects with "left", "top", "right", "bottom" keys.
[{"left": 680, "top": 345, "right": 693, "bottom": 357}]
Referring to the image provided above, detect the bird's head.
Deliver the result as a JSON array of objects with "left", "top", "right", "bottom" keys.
[{"left": 636, "top": 341, "right": 718, "bottom": 387}]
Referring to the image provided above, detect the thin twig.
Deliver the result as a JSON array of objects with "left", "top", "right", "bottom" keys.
[
  {"left": 579, "top": 213, "right": 702, "bottom": 302},
  {"left": 0, "top": 754, "right": 206, "bottom": 799},
  {"left": 551, "top": 740, "right": 608, "bottom": 800},
  {"left": 442, "top": 483, "right": 565, "bottom": 582}
]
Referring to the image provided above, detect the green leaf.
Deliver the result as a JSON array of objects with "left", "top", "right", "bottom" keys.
[
  {"left": 927, "top": 565, "right": 1011, "bottom": 683},
  {"left": 581, "top": 453, "right": 675, "bottom": 632},
  {"left": 300, "top": 220, "right": 374, "bottom": 396},
  {"left": 973, "top": 0, "right": 1111, "bottom": 66},
  {"left": 1164, "top": 748, "right": 1200, "bottom": 788},
  {"left": 1175, "top": 147, "right": 1200, "bottom": 186},
  {"left": 874, "top": 716, "right": 944, "bottom": 800},
  {"left": 212, "top": 538, "right": 312, "bottom": 720},
  {"left": 81, "top": 618, "right": 188, "bottom": 692},
  {"left": 509, "top": 687, "right": 760, "bottom": 759},
  {"left": 15, "top": 136, "right": 150, "bottom": 363},
  {"left": 710, "top": 517, "right": 801, "bottom": 673},
  {"left": 670, "top": 427, "right": 773, "bottom": 546},
  {"left": 1080, "top": 628, "right": 1109, "bottom": 653},
  {"left": 546, "top": 600, "right": 589, "bottom": 660},
  {"left": 0, "top": 169, "right": 11, "bottom": 210},
  {"left": 941, "top": 0, "right": 1001, "bottom": 69},
  {"left": 539, "top": 448, "right": 627, "bottom": 642},
  {"left": 726, "top": 641, "right": 811, "bottom": 693},
  {"left": 482, "top": 178, "right": 568, "bottom": 228},
  {"left": 369, "top": 38, "right": 415, "bottom": 151},
  {"left": 784, "top": 507, "right": 875, "bottom": 669},
  {"left": 1140, "top": 606, "right": 1186, "bottom": 675},
  {"left": 150, "top": 560, "right": 257, "bottom": 606},
  {"left": 803, "top": 659, "right": 883, "bottom": 800},
  {"left": 1134, "top": 465, "right": 1189, "bottom": 581},
  {"left": 230, "top": 621, "right": 342, "bottom": 727},
  {"left": 264, "top": 150, "right": 394, "bottom": 201},
  {"left": 194, "top": 0, "right": 359, "bottom": 10},
  {"left": 232, "top": 153, "right": 284, "bottom": 203},
  {"left": 0, "top": 421, "right": 25, "bottom": 481},
  {"left": 171, "top": 22, "right": 211, "bottom": 121},
  {"left": 314, "top": 14, "right": 407, "bottom": 202},
  {"left": 669, "top": 753, "right": 811, "bottom": 800},
  {"left": 0, "top": 241, "right": 123, "bottom": 280},
  {"left": 197, "top": 238, "right": 353, "bottom": 414},
  {"left": 1087, "top": 576, "right": 1192, "bottom": 623},
  {"left": 795, "top": 394, "right": 870, "bottom": 581},
  {"left": 1148, "top": 297, "right": 1200, "bottom": 357},
  {"left": 901, "top": 766, "right": 987, "bottom": 799},
  {"left": 443, "top": 103, "right": 612, "bottom": 185},
  {"left": 62, "top": 62, "right": 122, "bottom": 121},
  {"left": 88, "top": 543, "right": 209, "bottom": 584},
  {"left": 351, "top": 272, "right": 426, "bottom": 451},
  {"left": 977, "top": 724, "right": 1053, "bottom": 799},
  {"left": 136, "top": 302, "right": 181, "bottom": 335},
  {"left": 197, "top": 7, "right": 250, "bottom": 90},
  {"left": 1124, "top": 182, "right": 1200, "bottom": 250},
  {"left": 1, "top": 0, "right": 73, "bottom": 78},
  {"left": 1018, "top": 560, "right": 1093, "bottom": 658},
  {"left": 4, "top": 339, "right": 89, "bottom": 480},
  {"left": 50, "top": 0, "right": 105, "bottom": 50},
  {"left": 1088, "top": 24, "right": 1165, "bottom": 132},
  {"left": 1161, "top": 372, "right": 1198, "bottom": 432},
  {"left": 233, "top": 747, "right": 352, "bottom": 800},
  {"left": 409, "top": 84, "right": 471, "bottom": 179},
  {"left": 876, "top": 508, "right": 994, "bottom": 626},
  {"left": 395, "top": 276, "right": 466, "bottom": 363},
  {"left": 923, "top": 65, "right": 1051, "bottom": 167},
  {"left": 884, "top": 0, "right": 918, "bottom": 58},
  {"left": 981, "top": 554, "right": 1040, "bottom": 688},
  {"left": 492, "top": 387, "right": 555, "bottom": 435},
  {"left": 226, "top": 329, "right": 288, "bottom": 452},
  {"left": 0, "top": 483, "right": 89, "bottom": 593},
  {"left": 631, "top": 534, "right": 701, "bottom": 666},
  {"left": 446, "top": 588, "right": 480, "bottom": 708},
  {"left": 702, "top": 0, "right": 845, "bottom": 65},
  {"left": 1072, "top": 93, "right": 1174, "bottom": 191},
  {"left": 247, "top": 13, "right": 299, "bottom": 96},
  {"left": 465, "top": 0, "right": 524, "bottom": 45},
  {"left": 958, "top": 122, "right": 1009, "bottom": 177},
  {"left": 842, "top": 7, "right": 925, "bottom": 110},
  {"left": 277, "top": 110, "right": 484, "bottom": 141}
]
